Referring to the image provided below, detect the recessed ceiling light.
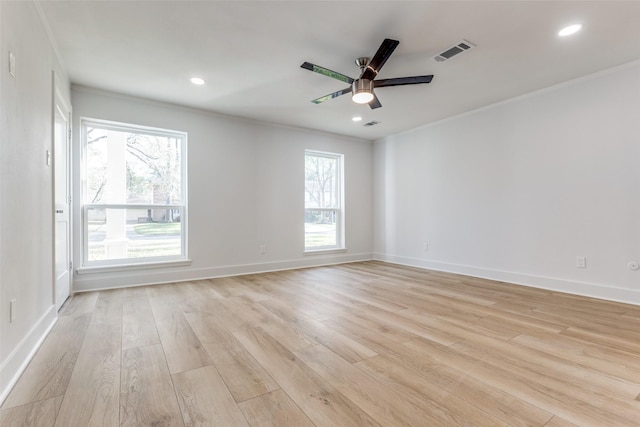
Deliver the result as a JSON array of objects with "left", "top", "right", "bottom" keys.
[
  {"left": 558, "top": 24, "right": 582, "bottom": 37},
  {"left": 190, "top": 77, "right": 205, "bottom": 85},
  {"left": 352, "top": 116, "right": 362, "bottom": 122}
]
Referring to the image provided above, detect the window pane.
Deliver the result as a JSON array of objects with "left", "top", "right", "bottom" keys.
[
  {"left": 87, "top": 207, "right": 182, "bottom": 262},
  {"left": 85, "top": 126, "right": 182, "bottom": 205},
  {"left": 83, "top": 120, "right": 187, "bottom": 268},
  {"left": 305, "top": 154, "right": 338, "bottom": 209},
  {"left": 304, "top": 209, "right": 337, "bottom": 248}
]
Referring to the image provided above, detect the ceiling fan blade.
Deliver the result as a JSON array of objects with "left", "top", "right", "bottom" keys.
[
  {"left": 368, "top": 93, "right": 382, "bottom": 109},
  {"left": 361, "top": 38, "right": 400, "bottom": 80},
  {"left": 311, "top": 86, "right": 352, "bottom": 104},
  {"left": 375, "top": 75, "right": 434, "bottom": 87},
  {"left": 301, "top": 62, "right": 354, "bottom": 84}
]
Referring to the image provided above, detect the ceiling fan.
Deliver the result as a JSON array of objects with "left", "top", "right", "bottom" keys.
[{"left": 301, "top": 38, "right": 434, "bottom": 109}]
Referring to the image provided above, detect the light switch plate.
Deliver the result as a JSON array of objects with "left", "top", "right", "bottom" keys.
[
  {"left": 10, "top": 299, "right": 16, "bottom": 323},
  {"left": 9, "top": 52, "right": 15, "bottom": 77}
]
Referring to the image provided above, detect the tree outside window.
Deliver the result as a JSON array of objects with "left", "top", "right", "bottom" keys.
[
  {"left": 82, "top": 119, "right": 187, "bottom": 266},
  {"left": 304, "top": 150, "right": 343, "bottom": 250}
]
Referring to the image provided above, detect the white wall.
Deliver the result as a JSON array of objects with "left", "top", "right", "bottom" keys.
[
  {"left": 0, "top": 1, "right": 70, "bottom": 403},
  {"left": 71, "top": 87, "right": 373, "bottom": 291},
  {"left": 374, "top": 61, "right": 640, "bottom": 305}
]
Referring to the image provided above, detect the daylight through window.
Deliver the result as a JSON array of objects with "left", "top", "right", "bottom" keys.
[
  {"left": 81, "top": 119, "right": 187, "bottom": 268},
  {"left": 304, "top": 150, "right": 344, "bottom": 251}
]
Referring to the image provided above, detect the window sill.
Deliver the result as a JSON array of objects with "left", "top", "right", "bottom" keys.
[
  {"left": 304, "top": 248, "right": 347, "bottom": 256},
  {"left": 76, "top": 259, "right": 191, "bottom": 275}
]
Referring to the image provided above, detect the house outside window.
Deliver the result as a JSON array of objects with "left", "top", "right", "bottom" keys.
[
  {"left": 81, "top": 119, "right": 187, "bottom": 268},
  {"left": 304, "top": 150, "right": 344, "bottom": 251}
]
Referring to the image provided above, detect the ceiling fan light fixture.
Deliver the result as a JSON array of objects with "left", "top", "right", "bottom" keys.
[
  {"left": 352, "top": 92, "right": 374, "bottom": 104},
  {"left": 558, "top": 24, "right": 582, "bottom": 37},
  {"left": 352, "top": 79, "right": 374, "bottom": 104}
]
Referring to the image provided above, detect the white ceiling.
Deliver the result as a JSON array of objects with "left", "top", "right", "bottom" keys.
[{"left": 39, "top": 1, "right": 640, "bottom": 141}]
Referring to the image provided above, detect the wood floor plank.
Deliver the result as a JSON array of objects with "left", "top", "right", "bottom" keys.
[
  {"left": 122, "top": 320, "right": 160, "bottom": 352},
  {"left": 234, "top": 327, "right": 381, "bottom": 427},
  {"left": 221, "top": 276, "right": 272, "bottom": 303},
  {"left": 561, "top": 326, "right": 640, "bottom": 354},
  {"left": 314, "top": 280, "right": 410, "bottom": 313},
  {"left": 120, "top": 344, "right": 183, "bottom": 427},
  {"left": 206, "top": 276, "right": 248, "bottom": 298},
  {"left": 122, "top": 287, "right": 160, "bottom": 350},
  {"left": 399, "top": 307, "right": 521, "bottom": 347},
  {"left": 357, "top": 353, "right": 553, "bottom": 427},
  {"left": 259, "top": 298, "right": 377, "bottom": 363},
  {"left": 350, "top": 303, "right": 462, "bottom": 347},
  {"left": 335, "top": 308, "right": 421, "bottom": 344},
  {"left": 54, "top": 292, "right": 122, "bottom": 427},
  {"left": 297, "top": 343, "right": 511, "bottom": 426},
  {"left": 200, "top": 340, "right": 279, "bottom": 403},
  {"left": 254, "top": 284, "right": 347, "bottom": 321},
  {"left": 208, "top": 295, "right": 317, "bottom": 352},
  {"left": 146, "top": 284, "right": 184, "bottom": 319},
  {"left": 453, "top": 334, "right": 640, "bottom": 400},
  {"left": 512, "top": 331, "right": 640, "bottom": 384},
  {"left": 185, "top": 312, "right": 279, "bottom": 402},
  {"left": 450, "top": 339, "right": 640, "bottom": 425},
  {"left": 0, "top": 396, "right": 62, "bottom": 427},
  {"left": 58, "top": 291, "right": 99, "bottom": 317},
  {"left": 91, "top": 289, "right": 124, "bottom": 326},
  {"left": 154, "top": 311, "right": 211, "bottom": 375},
  {"left": 404, "top": 337, "right": 639, "bottom": 426},
  {"left": 1, "top": 314, "right": 91, "bottom": 409},
  {"left": 148, "top": 287, "right": 211, "bottom": 375},
  {"left": 172, "top": 365, "right": 248, "bottom": 427},
  {"left": 176, "top": 281, "right": 224, "bottom": 314},
  {"left": 238, "top": 389, "right": 315, "bottom": 427},
  {"left": 405, "top": 286, "right": 568, "bottom": 334},
  {"left": 412, "top": 297, "right": 525, "bottom": 339}
]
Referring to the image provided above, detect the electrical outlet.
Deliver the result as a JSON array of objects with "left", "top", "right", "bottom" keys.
[
  {"left": 259, "top": 244, "right": 266, "bottom": 254},
  {"left": 10, "top": 299, "right": 16, "bottom": 323},
  {"left": 423, "top": 242, "right": 429, "bottom": 252},
  {"left": 576, "top": 256, "right": 586, "bottom": 269}
]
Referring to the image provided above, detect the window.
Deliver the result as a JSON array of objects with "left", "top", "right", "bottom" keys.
[
  {"left": 304, "top": 150, "right": 344, "bottom": 251},
  {"left": 81, "top": 119, "right": 187, "bottom": 268}
]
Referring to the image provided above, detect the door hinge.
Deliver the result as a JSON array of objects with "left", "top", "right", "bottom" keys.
[
  {"left": 68, "top": 128, "right": 72, "bottom": 140},
  {"left": 68, "top": 196, "right": 72, "bottom": 204},
  {"left": 69, "top": 261, "right": 73, "bottom": 271}
]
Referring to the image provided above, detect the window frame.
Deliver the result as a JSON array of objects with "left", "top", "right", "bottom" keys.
[
  {"left": 304, "top": 149, "right": 345, "bottom": 253},
  {"left": 79, "top": 118, "right": 188, "bottom": 270}
]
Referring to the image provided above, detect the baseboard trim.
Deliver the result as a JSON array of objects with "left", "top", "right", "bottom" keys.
[
  {"left": 0, "top": 305, "right": 58, "bottom": 406},
  {"left": 374, "top": 253, "right": 640, "bottom": 306},
  {"left": 73, "top": 252, "right": 374, "bottom": 292}
]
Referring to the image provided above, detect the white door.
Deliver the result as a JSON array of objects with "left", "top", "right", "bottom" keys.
[{"left": 54, "top": 82, "right": 72, "bottom": 310}]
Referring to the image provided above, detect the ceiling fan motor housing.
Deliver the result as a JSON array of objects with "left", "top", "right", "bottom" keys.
[{"left": 355, "top": 57, "right": 370, "bottom": 70}]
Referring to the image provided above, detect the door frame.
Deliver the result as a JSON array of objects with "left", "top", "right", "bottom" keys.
[{"left": 52, "top": 72, "right": 72, "bottom": 309}]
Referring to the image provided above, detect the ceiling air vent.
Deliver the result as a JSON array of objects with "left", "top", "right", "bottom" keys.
[
  {"left": 433, "top": 40, "right": 475, "bottom": 62},
  {"left": 363, "top": 121, "right": 380, "bottom": 127}
]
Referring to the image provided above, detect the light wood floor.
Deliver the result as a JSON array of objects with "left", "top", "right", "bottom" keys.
[{"left": 2, "top": 261, "right": 640, "bottom": 426}]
